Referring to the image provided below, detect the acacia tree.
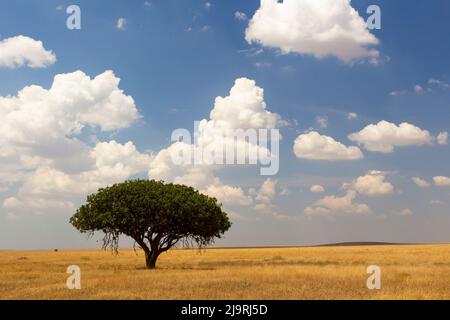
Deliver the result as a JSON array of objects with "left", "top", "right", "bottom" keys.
[{"left": 70, "top": 180, "right": 231, "bottom": 269}]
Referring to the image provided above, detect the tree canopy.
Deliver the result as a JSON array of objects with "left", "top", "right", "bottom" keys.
[{"left": 70, "top": 180, "right": 231, "bottom": 269}]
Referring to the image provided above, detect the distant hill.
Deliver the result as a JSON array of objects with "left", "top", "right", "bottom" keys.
[
  {"left": 315, "top": 242, "right": 417, "bottom": 247},
  {"left": 206, "top": 242, "right": 420, "bottom": 250}
]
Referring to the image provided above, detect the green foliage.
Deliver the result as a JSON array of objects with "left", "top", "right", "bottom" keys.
[{"left": 70, "top": 180, "right": 231, "bottom": 268}]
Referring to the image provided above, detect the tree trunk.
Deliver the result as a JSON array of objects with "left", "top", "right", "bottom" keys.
[{"left": 145, "top": 250, "right": 160, "bottom": 269}]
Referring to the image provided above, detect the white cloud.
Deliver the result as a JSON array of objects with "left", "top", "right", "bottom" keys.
[
  {"left": 255, "top": 178, "right": 277, "bottom": 203},
  {"left": 117, "top": 18, "right": 127, "bottom": 30},
  {"left": 0, "top": 70, "right": 139, "bottom": 140},
  {"left": 305, "top": 171, "right": 396, "bottom": 216},
  {"left": 390, "top": 79, "right": 450, "bottom": 97},
  {"left": 234, "top": 11, "right": 248, "bottom": 21},
  {"left": 202, "top": 183, "right": 253, "bottom": 206},
  {"left": 414, "top": 84, "right": 424, "bottom": 94},
  {"left": 348, "top": 120, "right": 433, "bottom": 153},
  {"left": 316, "top": 116, "right": 328, "bottom": 128},
  {"left": 0, "top": 36, "right": 56, "bottom": 68},
  {"left": 203, "top": 77, "right": 283, "bottom": 132},
  {"left": 91, "top": 140, "right": 152, "bottom": 176},
  {"left": 4, "top": 140, "right": 152, "bottom": 211},
  {"left": 305, "top": 190, "right": 370, "bottom": 216},
  {"left": 245, "top": 0, "right": 379, "bottom": 63},
  {"left": 310, "top": 185, "right": 324, "bottom": 193},
  {"left": 437, "top": 131, "right": 448, "bottom": 145},
  {"left": 0, "top": 69, "right": 140, "bottom": 184},
  {"left": 433, "top": 176, "right": 450, "bottom": 187},
  {"left": 347, "top": 112, "right": 358, "bottom": 120},
  {"left": 148, "top": 78, "right": 283, "bottom": 208},
  {"left": 428, "top": 78, "right": 450, "bottom": 89},
  {"left": 148, "top": 143, "right": 252, "bottom": 206},
  {"left": 0, "top": 71, "right": 149, "bottom": 212},
  {"left": 345, "top": 171, "right": 394, "bottom": 196},
  {"left": 205, "top": 2, "right": 211, "bottom": 9},
  {"left": 293, "top": 131, "right": 363, "bottom": 161},
  {"left": 412, "top": 177, "right": 430, "bottom": 188},
  {"left": 6, "top": 140, "right": 151, "bottom": 205}
]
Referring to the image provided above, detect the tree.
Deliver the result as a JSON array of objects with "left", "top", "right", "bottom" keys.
[{"left": 70, "top": 180, "right": 231, "bottom": 269}]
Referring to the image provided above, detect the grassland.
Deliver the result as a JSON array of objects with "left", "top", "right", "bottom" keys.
[{"left": 1, "top": 244, "right": 450, "bottom": 299}]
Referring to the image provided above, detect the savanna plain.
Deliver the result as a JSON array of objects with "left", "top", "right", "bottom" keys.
[{"left": 1, "top": 244, "right": 450, "bottom": 300}]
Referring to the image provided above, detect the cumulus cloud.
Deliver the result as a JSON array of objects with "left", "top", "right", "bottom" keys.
[
  {"left": 0, "top": 35, "right": 56, "bottom": 68},
  {"left": 91, "top": 140, "right": 152, "bottom": 175},
  {"left": 207, "top": 78, "right": 282, "bottom": 131},
  {"left": 148, "top": 78, "right": 284, "bottom": 208},
  {"left": 4, "top": 140, "right": 152, "bottom": 211},
  {"left": 347, "top": 112, "right": 358, "bottom": 120},
  {"left": 304, "top": 190, "right": 370, "bottom": 216},
  {"left": 1, "top": 70, "right": 139, "bottom": 135},
  {"left": 254, "top": 178, "right": 277, "bottom": 203},
  {"left": 433, "top": 176, "right": 450, "bottom": 187},
  {"left": 149, "top": 143, "right": 253, "bottom": 207},
  {"left": 245, "top": 0, "right": 380, "bottom": 63},
  {"left": 293, "top": 131, "right": 363, "bottom": 161},
  {"left": 305, "top": 171, "right": 395, "bottom": 216},
  {"left": 148, "top": 142, "right": 253, "bottom": 206},
  {"left": 345, "top": 171, "right": 394, "bottom": 196},
  {"left": 0, "top": 70, "right": 141, "bottom": 184},
  {"left": 202, "top": 183, "right": 253, "bottom": 206},
  {"left": 310, "top": 185, "right": 325, "bottom": 193},
  {"left": 0, "top": 71, "right": 150, "bottom": 212},
  {"left": 348, "top": 121, "right": 433, "bottom": 153},
  {"left": 412, "top": 177, "right": 430, "bottom": 188}
]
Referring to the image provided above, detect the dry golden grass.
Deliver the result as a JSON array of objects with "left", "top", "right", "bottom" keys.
[{"left": 1, "top": 244, "right": 450, "bottom": 300}]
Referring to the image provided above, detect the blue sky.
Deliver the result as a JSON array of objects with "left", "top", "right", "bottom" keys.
[{"left": 0, "top": 0, "right": 449, "bottom": 249}]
